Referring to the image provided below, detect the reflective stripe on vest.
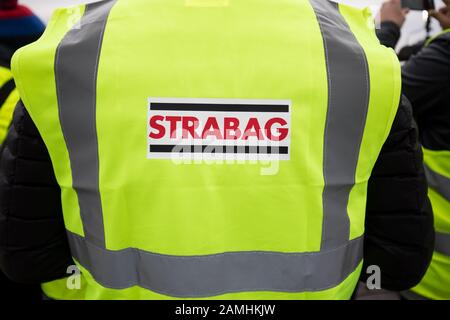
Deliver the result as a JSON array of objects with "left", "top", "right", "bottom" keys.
[
  {"left": 414, "top": 148, "right": 450, "bottom": 299},
  {"left": 425, "top": 164, "right": 450, "bottom": 202},
  {"left": 435, "top": 232, "right": 450, "bottom": 257},
  {"left": 51, "top": 0, "right": 369, "bottom": 297},
  {"left": 68, "top": 231, "right": 363, "bottom": 296},
  {"left": 55, "top": 0, "right": 115, "bottom": 248},
  {"left": 313, "top": 0, "right": 370, "bottom": 250},
  {"left": 424, "top": 164, "right": 450, "bottom": 257}
]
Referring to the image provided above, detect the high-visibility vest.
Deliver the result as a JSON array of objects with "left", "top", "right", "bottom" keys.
[
  {"left": 411, "top": 149, "right": 450, "bottom": 300},
  {"left": 408, "top": 32, "right": 450, "bottom": 300},
  {"left": 0, "top": 65, "right": 19, "bottom": 144},
  {"left": 12, "top": 0, "right": 401, "bottom": 300}
]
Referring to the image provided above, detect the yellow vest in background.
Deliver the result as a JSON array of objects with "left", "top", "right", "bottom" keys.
[
  {"left": 0, "top": 66, "right": 19, "bottom": 144},
  {"left": 412, "top": 148, "right": 450, "bottom": 300},
  {"left": 12, "top": 0, "right": 401, "bottom": 300},
  {"left": 408, "top": 32, "right": 450, "bottom": 301}
]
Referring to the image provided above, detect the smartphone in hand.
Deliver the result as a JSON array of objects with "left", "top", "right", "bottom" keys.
[{"left": 401, "top": 0, "right": 435, "bottom": 10}]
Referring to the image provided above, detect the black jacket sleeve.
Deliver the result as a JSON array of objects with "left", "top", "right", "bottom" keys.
[
  {"left": 361, "top": 95, "right": 435, "bottom": 291},
  {"left": 402, "top": 34, "right": 450, "bottom": 150},
  {"left": 376, "top": 21, "right": 401, "bottom": 49},
  {"left": 0, "top": 101, "right": 73, "bottom": 284},
  {"left": 375, "top": 20, "right": 425, "bottom": 61}
]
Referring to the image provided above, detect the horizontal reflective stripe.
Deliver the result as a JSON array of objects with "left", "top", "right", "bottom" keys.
[
  {"left": 435, "top": 232, "right": 450, "bottom": 257},
  {"left": 67, "top": 231, "right": 363, "bottom": 298},
  {"left": 424, "top": 164, "right": 450, "bottom": 202},
  {"left": 402, "top": 290, "right": 430, "bottom": 300}
]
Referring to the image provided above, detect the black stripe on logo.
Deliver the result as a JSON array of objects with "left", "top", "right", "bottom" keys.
[
  {"left": 150, "top": 103, "right": 289, "bottom": 113},
  {"left": 149, "top": 145, "right": 289, "bottom": 155}
]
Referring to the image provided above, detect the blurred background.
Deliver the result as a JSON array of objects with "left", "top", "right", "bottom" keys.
[
  {"left": 21, "top": 0, "right": 98, "bottom": 21},
  {"left": 20, "top": 0, "right": 447, "bottom": 52}
]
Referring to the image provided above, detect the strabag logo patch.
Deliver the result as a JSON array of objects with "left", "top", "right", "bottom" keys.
[{"left": 147, "top": 98, "right": 291, "bottom": 161}]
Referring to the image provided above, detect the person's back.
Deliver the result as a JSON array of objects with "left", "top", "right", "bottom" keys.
[{"left": 3, "top": 0, "right": 434, "bottom": 300}]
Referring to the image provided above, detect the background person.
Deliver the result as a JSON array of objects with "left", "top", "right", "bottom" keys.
[
  {"left": 0, "top": 0, "right": 45, "bottom": 300},
  {"left": 0, "top": 0, "right": 45, "bottom": 143},
  {"left": 377, "top": 0, "right": 450, "bottom": 300},
  {"left": 402, "top": 0, "right": 450, "bottom": 300}
]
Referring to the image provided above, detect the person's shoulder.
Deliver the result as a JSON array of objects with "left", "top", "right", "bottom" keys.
[
  {"left": 430, "top": 30, "right": 450, "bottom": 47},
  {"left": 425, "top": 31, "right": 450, "bottom": 68},
  {"left": 441, "top": 32, "right": 450, "bottom": 46},
  {"left": 438, "top": 31, "right": 450, "bottom": 41}
]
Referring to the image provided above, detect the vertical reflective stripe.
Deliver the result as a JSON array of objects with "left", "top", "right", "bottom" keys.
[
  {"left": 424, "top": 164, "right": 450, "bottom": 202},
  {"left": 435, "top": 232, "right": 450, "bottom": 257},
  {"left": 55, "top": 0, "right": 117, "bottom": 247},
  {"left": 309, "top": 0, "right": 370, "bottom": 249},
  {"left": 424, "top": 164, "right": 450, "bottom": 256}
]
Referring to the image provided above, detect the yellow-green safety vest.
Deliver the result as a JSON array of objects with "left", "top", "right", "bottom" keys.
[
  {"left": 12, "top": 0, "right": 401, "bottom": 300},
  {"left": 0, "top": 66, "right": 19, "bottom": 144},
  {"left": 411, "top": 148, "right": 450, "bottom": 300},
  {"left": 409, "top": 31, "right": 450, "bottom": 300}
]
